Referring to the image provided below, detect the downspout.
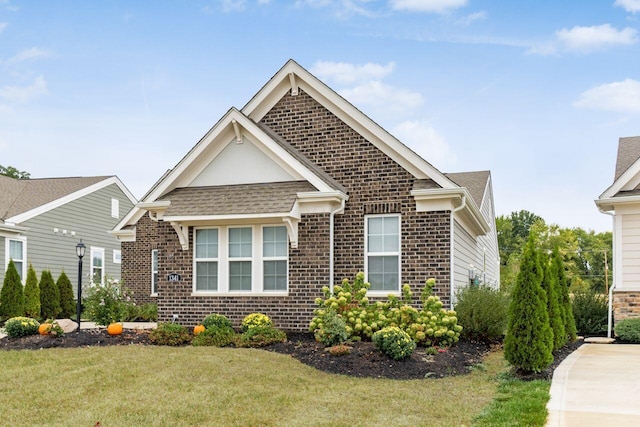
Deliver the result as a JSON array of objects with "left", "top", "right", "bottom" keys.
[
  {"left": 329, "top": 199, "right": 346, "bottom": 293},
  {"left": 450, "top": 194, "right": 467, "bottom": 308},
  {"left": 599, "top": 206, "right": 616, "bottom": 338}
]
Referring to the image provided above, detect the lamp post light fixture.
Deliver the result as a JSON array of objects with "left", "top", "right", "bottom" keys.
[{"left": 76, "top": 239, "right": 86, "bottom": 332}]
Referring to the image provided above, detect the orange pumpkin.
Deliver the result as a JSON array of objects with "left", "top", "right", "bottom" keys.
[
  {"left": 38, "top": 323, "right": 52, "bottom": 335},
  {"left": 107, "top": 323, "right": 123, "bottom": 336},
  {"left": 193, "top": 324, "right": 205, "bottom": 335}
]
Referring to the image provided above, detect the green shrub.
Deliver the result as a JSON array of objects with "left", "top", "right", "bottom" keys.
[
  {"left": 57, "top": 271, "right": 76, "bottom": 319},
  {"left": 1, "top": 260, "right": 25, "bottom": 320},
  {"left": 23, "top": 265, "right": 40, "bottom": 319},
  {"left": 123, "top": 303, "right": 158, "bottom": 322},
  {"left": 192, "top": 326, "right": 236, "bottom": 347},
  {"left": 202, "top": 313, "right": 233, "bottom": 331},
  {"left": 4, "top": 317, "right": 40, "bottom": 337},
  {"left": 455, "top": 285, "right": 509, "bottom": 342},
  {"left": 615, "top": 318, "right": 640, "bottom": 342},
  {"left": 241, "top": 313, "right": 273, "bottom": 332},
  {"left": 84, "top": 279, "right": 134, "bottom": 326},
  {"left": 313, "top": 309, "right": 348, "bottom": 347},
  {"left": 542, "top": 254, "right": 566, "bottom": 351},
  {"left": 236, "top": 326, "right": 287, "bottom": 348},
  {"left": 39, "top": 270, "right": 60, "bottom": 320},
  {"left": 553, "top": 247, "right": 577, "bottom": 342},
  {"left": 572, "top": 288, "right": 608, "bottom": 336},
  {"left": 309, "top": 274, "right": 461, "bottom": 347},
  {"left": 149, "top": 322, "right": 192, "bottom": 346},
  {"left": 504, "top": 235, "right": 553, "bottom": 373},
  {"left": 372, "top": 326, "right": 416, "bottom": 360}
]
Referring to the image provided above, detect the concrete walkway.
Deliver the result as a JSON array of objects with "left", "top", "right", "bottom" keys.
[{"left": 547, "top": 344, "right": 640, "bottom": 426}]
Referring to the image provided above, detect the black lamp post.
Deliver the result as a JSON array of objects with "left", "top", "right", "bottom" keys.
[{"left": 76, "top": 240, "right": 86, "bottom": 332}]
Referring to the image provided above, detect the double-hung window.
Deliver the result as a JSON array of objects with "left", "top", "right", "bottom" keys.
[
  {"left": 193, "top": 225, "right": 288, "bottom": 293},
  {"left": 229, "top": 227, "right": 252, "bottom": 291},
  {"left": 91, "top": 247, "right": 105, "bottom": 284},
  {"left": 365, "top": 215, "right": 401, "bottom": 292},
  {"left": 151, "top": 249, "right": 159, "bottom": 295},
  {"left": 195, "top": 229, "right": 219, "bottom": 291},
  {"left": 263, "top": 226, "right": 288, "bottom": 291},
  {"left": 6, "top": 238, "right": 26, "bottom": 281}
]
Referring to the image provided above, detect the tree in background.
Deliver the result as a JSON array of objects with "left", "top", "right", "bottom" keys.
[
  {"left": 504, "top": 234, "right": 554, "bottom": 373},
  {"left": 0, "top": 260, "right": 25, "bottom": 320},
  {"left": 39, "top": 270, "right": 61, "bottom": 319},
  {"left": 0, "top": 165, "right": 30, "bottom": 179},
  {"left": 543, "top": 251, "right": 566, "bottom": 351},
  {"left": 23, "top": 264, "right": 41, "bottom": 318},
  {"left": 554, "top": 246, "right": 577, "bottom": 341},
  {"left": 56, "top": 271, "right": 76, "bottom": 319}
]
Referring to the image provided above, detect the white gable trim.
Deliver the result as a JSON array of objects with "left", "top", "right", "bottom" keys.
[
  {"left": 7, "top": 176, "right": 137, "bottom": 225},
  {"left": 600, "top": 156, "right": 640, "bottom": 199},
  {"left": 242, "top": 60, "right": 457, "bottom": 190}
]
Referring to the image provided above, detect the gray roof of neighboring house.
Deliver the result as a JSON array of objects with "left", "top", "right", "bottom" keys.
[
  {"left": 158, "top": 181, "right": 316, "bottom": 216},
  {"left": 445, "top": 171, "right": 490, "bottom": 207},
  {"left": 0, "top": 175, "right": 110, "bottom": 221},
  {"left": 615, "top": 136, "right": 640, "bottom": 181}
]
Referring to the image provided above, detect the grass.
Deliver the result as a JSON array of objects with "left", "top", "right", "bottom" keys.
[
  {"left": 473, "top": 370, "right": 551, "bottom": 427},
  {"left": 0, "top": 346, "right": 505, "bottom": 427}
]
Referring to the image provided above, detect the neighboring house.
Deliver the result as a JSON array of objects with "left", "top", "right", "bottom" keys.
[
  {"left": 596, "top": 136, "right": 640, "bottom": 323},
  {"left": 112, "top": 59, "right": 499, "bottom": 330},
  {"left": 0, "top": 175, "right": 137, "bottom": 292}
]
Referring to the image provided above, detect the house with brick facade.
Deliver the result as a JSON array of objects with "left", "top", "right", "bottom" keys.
[
  {"left": 112, "top": 60, "right": 499, "bottom": 330},
  {"left": 596, "top": 136, "right": 640, "bottom": 324}
]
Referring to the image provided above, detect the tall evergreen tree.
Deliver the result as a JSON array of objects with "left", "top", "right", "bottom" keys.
[
  {"left": 56, "top": 271, "right": 76, "bottom": 318},
  {"left": 39, "top": 270, "right": 61, "bottom": 319},
  {"left": 554, "top": 246, "right": 577, "bottom": 341},
  {"left": 504, "top": 235, "right": 554, "bottom": 373},
  {"left": 23, "top": 264, "right": 41, "bottom": 318},
  {"left": 543, "top": 252, "right": 566, "bottom": 351},
  {"left": 0, "top": 260, "right": 25, "bottom": 320}
]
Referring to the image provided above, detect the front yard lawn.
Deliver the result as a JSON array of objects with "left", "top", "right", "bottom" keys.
[{"left": 0, "top": 346, "right": 504, "bottom": 426}]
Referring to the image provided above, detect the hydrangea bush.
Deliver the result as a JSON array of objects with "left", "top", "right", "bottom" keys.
[
  {"left": 372, "top": 326, "right": 416, "bottom": 360},
  {"left": 310, "top": 273, "right": 462, "bottom": 348}
]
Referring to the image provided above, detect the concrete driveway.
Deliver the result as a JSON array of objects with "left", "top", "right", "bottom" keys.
[{"left": 547, "top": 344, "right": 640, "bottom": 426}]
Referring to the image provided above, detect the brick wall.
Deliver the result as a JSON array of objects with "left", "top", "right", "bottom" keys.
[
  {"left": 613, "top": 291, "right": 640, "bottom": 323},
  {"left": 121, "top": 214, "right": 158, "bottom": 305},
  {"left": 260, "top": 89, "right": 452, "bottom": 306}
]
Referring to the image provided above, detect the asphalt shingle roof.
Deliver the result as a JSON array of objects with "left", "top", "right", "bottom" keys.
[
  {"left": 615, "top": 136, "right": 640, "bottom": 181},
  {"left": 0, "top": 175, "right": 110, "bottom": 220},
  {"left": 445, "top": 171, "right": 490, "bottom": 207},
  {"left": 158, "top": 181, "right": 316, "bottom": 216}
]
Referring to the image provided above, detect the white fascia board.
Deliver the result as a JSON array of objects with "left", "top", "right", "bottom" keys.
[
  {"left": 242, "top": 60, "right": 456, "bottom": 189},
  {"left": 596, "top": 196, "right": 640, "bottom": 212},
  {"left": 600, "top": 158, "right": 640, "bottom": 199},
  {"left": 8, "top": 176, "right": 121, "bottom": 224},
  {"left": 110, "top": 227, "right": 136, "bottom": 242},
  {"left": 162, "top": 212, "right": 296, "bottom": 224},
  {"left": 296, "top": 191, "right": 348, "bottom": 214}
]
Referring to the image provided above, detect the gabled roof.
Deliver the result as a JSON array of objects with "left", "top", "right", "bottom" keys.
[
  {"left": 1, "top": 175, "right": 136, "bottom": 224},
  {"left": 598, "top": 137, "right": 640, "bottom": 207},
  {"left": 242, "top": 59, "right": 458, "bottom": 190},
  {"left": 445, "top": 171, "right": 490, "bottom": 208}
]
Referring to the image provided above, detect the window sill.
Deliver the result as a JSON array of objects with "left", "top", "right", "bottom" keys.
[
  {"left": 191, "top": 291, "right": 289, "bottom": 297},
  {"left": 150, "top": 293, "right": 158, "bottom": 297},
  {"left": 367, "top": 291, "right": 401, "bottom": 297}
]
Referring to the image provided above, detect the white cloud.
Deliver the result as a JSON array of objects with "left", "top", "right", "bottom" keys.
[
  {"left": 392, "top": 120, "right": 455, "bottom": 168},
  {"left": 615, "top": 0, "right": 640, "bottom": 13},
  {"left": 0, "top": 75, "right": 48, "bottom": 103},
  {"left": 456, "top": 11, "right": 487, "bottom": 26},
  {"left": 311, "top": 61, "right": 395, "bottom": 85},
  {"left": 6, "top": 47, "right": 51, "bottom": 64},
  {"left": 341, "top": 81, "right": 423, "bottom": 116},
  {"left": 574, "top": 79, "right": 640, "bottom": 113},
  {"left": 556, "top": 24, "right": 637, "bottom": 53},
  {"left": 389, "top": 0, "right": 467, "bottom": 13}
]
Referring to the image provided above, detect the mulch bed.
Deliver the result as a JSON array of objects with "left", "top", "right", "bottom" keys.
[{"left": 0, "top": 329, "right": 583, "bottom": 380}]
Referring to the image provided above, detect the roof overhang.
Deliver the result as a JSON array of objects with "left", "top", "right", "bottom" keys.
[
  {"left": 0, "top": 222, "right": 29, "bottom": 237},
  {"left": 595, "top": 195, "right": 640, "bottom": 213},
  {"left": 411, "top": 188, "right": 490, "bottom": 236}
]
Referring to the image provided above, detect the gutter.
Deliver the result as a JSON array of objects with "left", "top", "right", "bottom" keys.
[{"left": 450, "top": 194, "right": 467, "bottom": 308}]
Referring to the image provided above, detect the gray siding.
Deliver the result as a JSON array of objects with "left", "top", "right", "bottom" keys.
[
  {"left": 477, "top": 178, "right": 500, "bottom": 288},
  {"left": 0, "top": 183, "right": 135, "bottom": 291},
  {"left": 453, "top": 220, "right": 482, "bottom": 299}
]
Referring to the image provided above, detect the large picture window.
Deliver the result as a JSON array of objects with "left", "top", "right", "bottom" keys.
[
  {"left": 6, "top": 238, "right": 26, "bottom": 281},
  {"left": 193, "top": 225, "right": 288, "bottom": 294},
  {"left": 365, "top": 215, "right": 401, "bottom": 292}
]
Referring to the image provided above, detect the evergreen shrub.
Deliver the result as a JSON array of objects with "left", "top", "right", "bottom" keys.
[
  {"left": 192, "top": 326, "right": 236, "bottom": 347},
  {"left": 39, "top": 270, "right": 60, "bottom": 320},
  {"left": 0, "top": 260, "right": 25, "bottom": 320},
  {"left": 572, "top": 289, "right": 608, "bottom": 336},
  {"left": 23, "top": 265, "right": 40, "bottom": 319},
  {"left": 202, "top": 313, "right": 233, "bottom": 331},
  {"left": 615, "top": 318, "right": 640, "bottom": 343},
  {"left": 236, "top": 326, "right": 287, "bottom": 347},
  {"left": 57, "top": 271, "right": 76, "bottom": 319},
  {"left": 454, "top": 285, "right": 509, "bottom": 342},
  {"left": 149, "top": 322, "right": 192, "bottom": 346}
]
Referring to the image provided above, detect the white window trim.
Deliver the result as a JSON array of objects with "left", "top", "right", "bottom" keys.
[
  {"left": 193, "top": 225, "right": 289, "bottom": 295},
  {"left": 5, "top": 236, "right": 27, "bottom": 282},
  {"left": 90, "top": 247, "right": 105, "bottom": 285},
  {"left": 261, "top": 225, "right": 289, "bottom": 292},
  {"left": 364, "top": 214, "right": 401, "bottom": 294},
  {"left": 113, "top": 249, "right": 122, "bottom": 264},
  {"left": 151, "top": 249, "right": 158, "bottom": 296}
]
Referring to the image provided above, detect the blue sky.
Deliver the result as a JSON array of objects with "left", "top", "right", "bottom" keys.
[{"left": 1, "top": 0, "right": 639, "bottom": 232}]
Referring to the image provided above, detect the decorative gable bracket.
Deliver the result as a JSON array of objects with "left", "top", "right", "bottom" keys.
[{"left": 170, "top": 221, "right": 190, "bottom": 251}]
